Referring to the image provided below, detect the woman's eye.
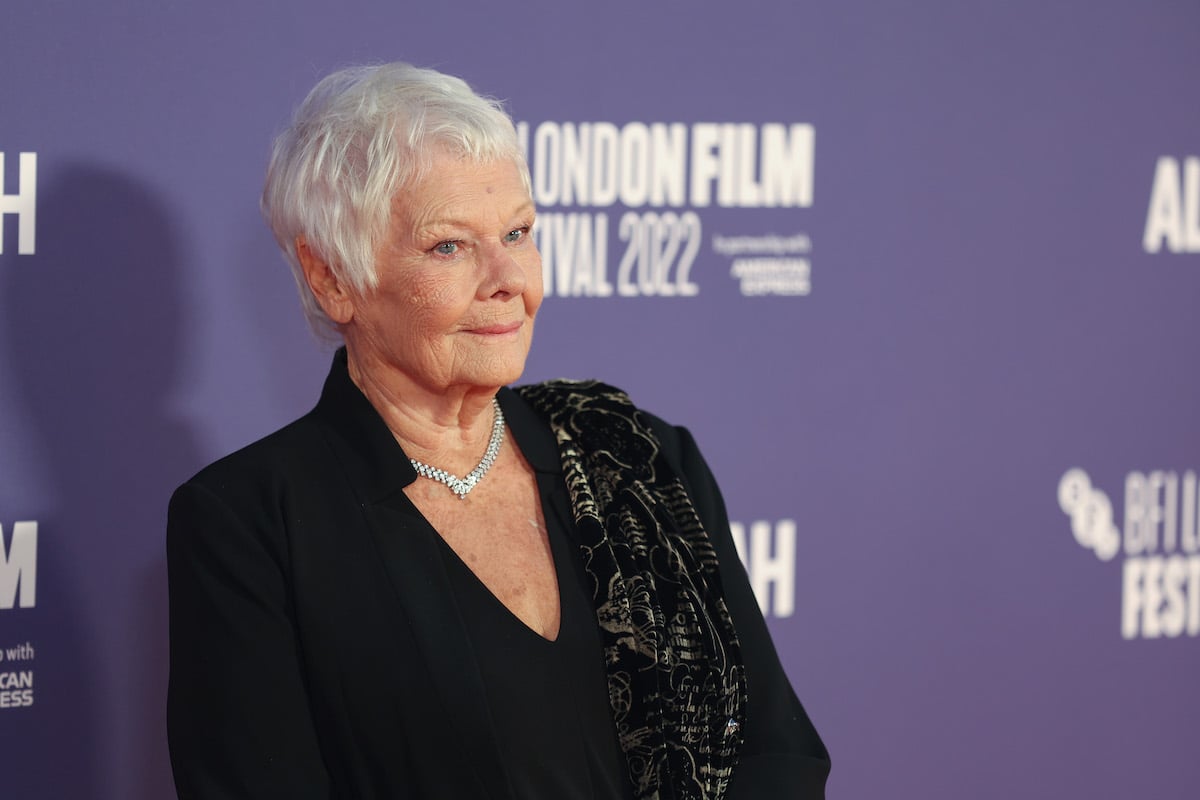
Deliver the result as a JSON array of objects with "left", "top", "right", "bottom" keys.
[
  {"left": 504, "top": 227, "right": 528, "bottom": 243},
  {"left": 433, "top": 241, "right": 459, "bottom": 256}
]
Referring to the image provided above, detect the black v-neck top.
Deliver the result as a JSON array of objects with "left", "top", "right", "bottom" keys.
[
  {"left": 169, "top": 354, "right": 829, "bottom": 799},
  {"left": 434, "top": 470, "right": 635, "bottom": 800}
]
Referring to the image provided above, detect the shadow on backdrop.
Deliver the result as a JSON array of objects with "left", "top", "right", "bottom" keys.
[{"left": 1, "top": 163, "right": 201, "bottom": 800}]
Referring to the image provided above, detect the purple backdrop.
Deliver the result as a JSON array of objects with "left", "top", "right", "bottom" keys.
[{"left": 2, "top": 2, "right": 1198, "bottom": 798}]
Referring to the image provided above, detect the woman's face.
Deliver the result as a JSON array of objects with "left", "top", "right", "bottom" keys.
[{"left": 342, "top": 151, "right": 543, "bottom": 396}]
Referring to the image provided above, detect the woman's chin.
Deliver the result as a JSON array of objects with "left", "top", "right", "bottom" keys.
[{"left": 454, "top": 356, "right": 530, "bottom": 391}]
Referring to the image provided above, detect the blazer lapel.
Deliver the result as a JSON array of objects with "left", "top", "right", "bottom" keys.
[
  {"left": 311, "top": 350, "right": 513, "bottom": 800},
  {"left": 365, "top": 497, "right": 514, "bottom": 800}
]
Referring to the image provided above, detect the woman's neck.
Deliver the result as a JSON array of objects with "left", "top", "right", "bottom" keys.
[{"left": 344, "top": 346, "right": 501, "bottom": 472}]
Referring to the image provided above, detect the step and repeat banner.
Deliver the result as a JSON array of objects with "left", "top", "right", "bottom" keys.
[{"left": 1, "top": 2, "right": 1197, "bottom": 798}]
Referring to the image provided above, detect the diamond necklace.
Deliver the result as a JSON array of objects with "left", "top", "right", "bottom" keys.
[{"left": 408, "top": 398, "right": 505, "bottom": 500}]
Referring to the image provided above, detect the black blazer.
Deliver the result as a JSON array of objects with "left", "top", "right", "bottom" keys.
[{"left": 166, "top": 352, "right": 829, "bottom": 799}]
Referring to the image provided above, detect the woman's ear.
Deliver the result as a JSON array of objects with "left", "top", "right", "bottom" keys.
[{"left": 297, "top": 236, "right": 355, "bottom": 325}]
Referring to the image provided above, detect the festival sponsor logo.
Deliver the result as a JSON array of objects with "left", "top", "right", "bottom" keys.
[
  {"left": 0, "top": 642, "right": 35, "bottom": 710},
  {"left": 0, "top": 152, "right": 37, "bottom": 255},
  {"left": 730, "top": 518, "right": 797, "bottom": 618},
  {"left": 716, "top": 234, "right": 812, "bottom": 296},
  {"left": 1058, "top": 469, "right": 1200, "bottom": 639},
  {"left": 0, "top": 521, "right": 37, "bottom": 711},
  {"left": 518, "top": 122, "right": 815, "bottom": 298},
  {"left": 1143, "top": 156, "right": 1200, "bottom": 254}
]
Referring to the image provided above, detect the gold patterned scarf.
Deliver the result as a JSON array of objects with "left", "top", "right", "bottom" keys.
[{"left": 516, "top": 380, "right": 747, "bottom": 800}]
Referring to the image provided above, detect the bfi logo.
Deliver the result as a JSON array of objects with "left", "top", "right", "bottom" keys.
[
  {"left": 0, "top": 522, "right": 37, "bottom": 610},
  {"left": 730, "top": 519, "right": 797, "bottom": 618},
  {"left": 0, "top": 152, "right": 37, "bottom": 255}
]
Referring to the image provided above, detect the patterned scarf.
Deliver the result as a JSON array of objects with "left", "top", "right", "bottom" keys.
[{"left": 516, "top": 380, "right": 747, "bottom": 800}]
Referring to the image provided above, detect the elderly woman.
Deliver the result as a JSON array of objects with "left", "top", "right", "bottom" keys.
[{"left": 166, "top": 63, "right": 829, "bottom": 799}]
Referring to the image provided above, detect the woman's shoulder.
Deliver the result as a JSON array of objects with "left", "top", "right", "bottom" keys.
[
  {"left": 514, "top": 376, "right": 678, "bottom": 424},
  {"left": 511, "top": 379, "right": 698, "bottom": 477},
  {"left": 176, "top": 411, "right": 328, "bottom": 499}
]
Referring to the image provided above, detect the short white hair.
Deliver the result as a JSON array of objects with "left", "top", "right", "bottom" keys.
[{"left": 261, "top": 62, "right": 529, "bottom": 338}]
